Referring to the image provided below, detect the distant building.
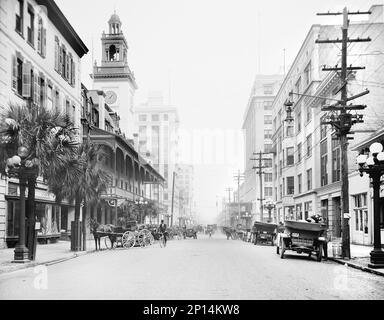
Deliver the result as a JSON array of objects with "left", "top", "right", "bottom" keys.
[
  {"left": 133, "top": 92, "right": 180, "bottom": 224},
  {"left": 91, "top": 12, "right": 138, "bottom": 140},
  {"left": 0, "top": 0, "right": 88, "bottom": 248},
  {"left": 177, "top": 164, "right": 195, "bottom": 226},
  {"left": 242, "top": 75, "right": 283, "bottom": 222}
]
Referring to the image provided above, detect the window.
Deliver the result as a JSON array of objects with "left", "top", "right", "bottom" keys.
[
  {"left": 139, "top": 114, "right": 147, "bottom": 121},
  {"left": 353, "top": 194, "right": 368, "bottom": 233},
  {"left": 295, "top": 77, "right": 301, "bottom": 95},
  {"left": 27, "top": 5, "right": 34, "bottom": 46},
  {"left": 164, "top": 114, "right": 169, "bottom": 121},
  {"left": 304, "top": 201, "right": 312, "bottom": 220},
  {"left": 304, "top": 61, "right": 311, "bottom": 86},
  {"left": 39, "top": 75, "right": 45, "bottom": 108},
  {"left": 164, "top": 193, "right": 168, "bottom": 201},
  {"left": 263, "top": 85, "right": 273, "bottom": 95},
  {"left": 298, "top": 174, "right": 302, "bottom": 194},
  {"left": 264, "top": 173, "right": 273, "bottom": 182},
  {"left": 152, "top": 114, "right": 159, "bottom": 121},
  {"left": 286, "top": 147, "right": 294, "bottom": 165},
  {"left": 287, "top": 176, "right": 295, "bottom": 195},
  {"left": 320, "top": 115, "right": 328, "bottom": 139},
  {"left": 282, "top": 178, "right": 285, "bottom": 196},
  {"left": 279, "top": 160, "right": 282, "bottom": 176},
  {"left": 263, "top": 101, "right": 273, "bottom": 110},
  {"left": 279, "top": 184, "right": 282, "bottom": 199},
  {"left": 332, "top": 138, "right": 341, "bottom": 182},
  {"left": 61, "top": 45, "right": 66, "bottom": 78},
  {"left": 296, "top": 204, "right": 303, "bottom": 220},
  {"left": 12, "top": 55, "right": 23, "bottom": 95},
  {"left": 264, "top": 143, "right": 272, "bottom": 153},
  {"left": 286, "top": 122, "right": 294, "bottom": 137},
  {"left": 37, "top": 17, "right": 46, "bottom": 57},
  {"left": 296, "top": 108, "right": 302, "bottom": 133},
  {"left": 54, "top": 37, "right": 60, "bottom": 72},
  {"left": 15, "top": 0, "right": 24, "bottom": 35},
  {"left": 265, "top": 187, "right": 273, "bottom": 197},
  {"left": 320, "top": 140, "right": 328, "bottom": 186},
  {"left": 297, "top": 143, "right": 302, "bottom": 162},
  {"left": 306, "top": 134, "right": 312, "bottom": 157},
  {"left": 264, "top": 129, "right": 272, "bottom": 139},
  {"left": 306, "top": 168, "right": 312, "bottom": 191},
  {"left": 264, "top": 115, "right": 272, "bottom": 125},
  {"left": 306, "top": 106, "right": 312, "bottom": 123},
  {"left": 264, "top": 159, "right": 272, "bottom": 168}
]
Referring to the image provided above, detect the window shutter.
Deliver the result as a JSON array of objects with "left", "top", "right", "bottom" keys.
[
  {"left": 22, "top": 61, "right": 32, "bottom": 98},
  {"left": 71, "top": 59, "right": 76, "bottom": 86},
  {"left": 66, "top": 54, "right": 70, "bottom": 80},
  {"left": 12, "top": 55, "right": 17, "bottom": 90},
  {"left": 59, "top": 45, "right": 63, "bottom": 75},
  {"left": 37, "top": 18, "right": 42, "bottom": 54},
  {"left": 54, "top": 38, "right": 59, "bottom": 71},
  {"left": 42, "top": 28, "right": 47, "bottom": 57},
  {"left": 67, "top": 54, "right": 71, "bottom": 82},
  {"left": 33, "top": 71, "right": 40, "bottom": 106}
]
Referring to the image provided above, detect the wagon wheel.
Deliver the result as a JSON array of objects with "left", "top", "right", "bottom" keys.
[
  {"left": 280, "top": 239, "right": 285, "bottom": 259},
  {"left": 142, "top": 233, "right": 154, "bottom": 247},
  {"left": 148, "top": 234, "right": 155, "bottom": 245},
  {"left": 137, "top": 230, "right": 149, "bottom": 248},
  {"left": 317, "top": 246, "right": 322, "bottom": 262},
  {"left": 122, "top": 231, "right": 136, "bottom": 249}
]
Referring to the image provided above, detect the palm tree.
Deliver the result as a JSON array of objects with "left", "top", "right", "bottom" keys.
[
  {"left": 47, "top": 140, "right": 111, "bottom": 251},
  {"left": 0, "top": 102, "right": 77, "bottom": 260}
]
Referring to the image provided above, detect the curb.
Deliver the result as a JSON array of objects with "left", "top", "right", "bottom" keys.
[
  {"left": 0, "top": 250, "right": 91, "bottom": 275},
  {"left": 328, "top": 257, "right": 384, "bottom": 277}
]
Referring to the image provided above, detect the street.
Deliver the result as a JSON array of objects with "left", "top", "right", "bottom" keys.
[{"left": 0, "top": 233, "right": 383, "bottom": 300}]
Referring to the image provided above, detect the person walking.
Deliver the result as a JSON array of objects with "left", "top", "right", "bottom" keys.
[{"left": 158, "top": 220, "right": 168, "bottom": 247}]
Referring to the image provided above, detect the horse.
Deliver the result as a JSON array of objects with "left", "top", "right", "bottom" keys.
[{"left": 90, "top": 219, "right": 116, "bottom": 251}]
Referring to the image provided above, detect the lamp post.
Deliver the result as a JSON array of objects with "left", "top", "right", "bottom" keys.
[
  {"left": 264, "top": 200, "right": 276, "bottom": 223},
  {"left": 135, "top": 199, "right": 148, "bottom": 224},
  {"left": 357, "top": 142, "right": 384, "bottom": 268},
  {"left": 6, "top": 146, "right": 36, "bottom": 263}
]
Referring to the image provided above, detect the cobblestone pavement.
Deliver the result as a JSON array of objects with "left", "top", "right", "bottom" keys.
[{"left": 0, "top": 233, "right": 383, "bottom": 300}]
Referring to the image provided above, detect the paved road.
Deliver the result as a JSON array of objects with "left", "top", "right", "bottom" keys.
[{"left": 1, "top": 233, "right": 383, "bottom": 300}]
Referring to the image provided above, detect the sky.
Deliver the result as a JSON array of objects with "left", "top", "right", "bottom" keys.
[{"left": 55, "top": 0, "right": 383, "bottom": 224}]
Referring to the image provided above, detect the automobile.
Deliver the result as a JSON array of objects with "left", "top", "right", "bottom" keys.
[{"left": 183, "top": 228, "right": 197, "bottom": 239}]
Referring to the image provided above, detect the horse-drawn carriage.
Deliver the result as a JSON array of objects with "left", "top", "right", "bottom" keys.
[
  {"left": 252, "top": 222, "right": 277, "bottom": 246},
  {"left": 276, "top": 220, "right": 328, "bottom": 262},
  {"left": 183, "top": 228, "right": 197, "bottom": 239},
  {"left": 91, "top": 220, "right": 154, "bottom": 250}
]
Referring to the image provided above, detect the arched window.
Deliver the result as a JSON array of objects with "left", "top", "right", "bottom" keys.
[{"left": 109, "top": 45, "right": 116, "bottom": 61}]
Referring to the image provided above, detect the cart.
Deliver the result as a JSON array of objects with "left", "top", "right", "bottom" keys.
[
  {"left": 252, "top": 222, "right": 277, "bottom": 246},
  {"left": 277, "top": 220, "right": 328, "bottom": 262},
  {"left": 183, "top": 228, "right": 197, "bottom": 239}
]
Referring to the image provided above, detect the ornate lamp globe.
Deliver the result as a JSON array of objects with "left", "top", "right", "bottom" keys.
[
  {"left": 377, "top": 152, "right": 384, "bottom": 162},
  {"left": 17, "top": 146, "right": 29, "bottom": 159},
  {"left": 356, "top": 154, "right": 368, "bottom": 165},
  {"left": 366, "top": 156, "right": 375, "bottom": 166},
  {"left": 11, "top": 155, "right": 22, "bottom": 166},
  {"left": 369, "top": 142, "right": 383, "bottom": 155}
]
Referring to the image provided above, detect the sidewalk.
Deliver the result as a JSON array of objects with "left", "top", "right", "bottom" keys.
[
  {"left": 0, "top": 240, "right": 96, "bottom": 275},
  {"left": 328, "top": 242, "right": 384, "bottom": 277}
]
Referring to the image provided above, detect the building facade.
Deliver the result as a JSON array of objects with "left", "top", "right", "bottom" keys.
[
  {"left": 177, "top": 164, "right": 196, "bottom": 226},
  {"left": 242, "top": 75, "right": 283, "bottom": 222},
  {"left": 91, "top": 12, "right": 137, "bottom": 140},
  {"left": 271, "top": 5, "right": 384, "bottom": 245},
  {"left": 134, "top": 91, "right": 180, "bottom": 225},
  {"left": 0, "top": 0, "right": 88, "bottom": 248}
]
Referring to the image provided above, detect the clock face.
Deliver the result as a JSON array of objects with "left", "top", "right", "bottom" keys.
[{"left": 105, "top": 90, "right": 117, "bottom": 104}]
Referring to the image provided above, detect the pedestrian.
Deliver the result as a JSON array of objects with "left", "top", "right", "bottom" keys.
[{"left": 158, "top": 220, "right": 168, "bottom": 246}]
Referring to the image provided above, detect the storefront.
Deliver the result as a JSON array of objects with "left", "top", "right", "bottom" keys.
[{"left": 4, "top": 181, "right": 74, "bottom": 248}]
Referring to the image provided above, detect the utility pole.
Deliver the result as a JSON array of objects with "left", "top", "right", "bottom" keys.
[
  {"left": 251, "top": 151, "right": 271, "bottom": 222},
  {"left": 225, "top": 187, "right": 233, "bottom": 226},
  {"left": 170, "top": 171, "right": 176, "bottom": 227},
  {"left": 233, "top": 171, "right": 245, "bottom": 227},
  {"left": 316, "top": 7, "right": 371, "bottom": 259}
]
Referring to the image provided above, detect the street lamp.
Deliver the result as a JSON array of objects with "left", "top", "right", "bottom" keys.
[
  {"left": 357, "top": 142, "right": 384, "bottom": 269},
  {"left": 264, "top": 200, "right": 276, "bottom": 223},
  {"left": 135, "top": 199, "right": 148, "bottom": 224},
  {"left": 6, "top": 146, "right": 38, "bottom": 263}
]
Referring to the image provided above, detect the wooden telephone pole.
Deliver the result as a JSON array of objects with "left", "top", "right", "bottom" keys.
[
  {"left": 233, "top": 171, "right": 245, "bottom": 227},
  {"left": 316, "top": 7, "right": 371, "bottom": 259},
  {"left": 225, "top": 187, "right": 233, "bottom": 226},
  {"left": 251, "top": 151, "right": 272, "bottom": 222}
]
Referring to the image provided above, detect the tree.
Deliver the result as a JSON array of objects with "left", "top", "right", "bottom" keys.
[
  {"left": 47, "top": 140, "right": 111, "bottom": 251},
  {"left": 0, "top": 102, "right": 77, "bottom": 260}
]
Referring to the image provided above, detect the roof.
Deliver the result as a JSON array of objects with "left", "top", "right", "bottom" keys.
[
  {"left": 36, "top": 0, "right": 89, "bottom": 57},
  {"left": 109, "top": 13, "right": 121, "bottom": 25}
]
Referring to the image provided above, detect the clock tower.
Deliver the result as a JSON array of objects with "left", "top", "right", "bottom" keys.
[{"left": 91, "top": 12, "right": 138, "bottom": 139}]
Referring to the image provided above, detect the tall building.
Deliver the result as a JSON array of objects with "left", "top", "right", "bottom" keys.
[
  {"left": 134, "top": 92, "right": 180, "bottom": 224},
  {"left": 0, "top": 0, "right": 88, "bottom": 248},
  {"left": 271, "top": 5, "right": 384, "bottom": 245},
  {"left": 91, "top": 12, "right": 138, "bottom": 140},
  {"left": 177, "top": 164, "right": 195, "bottom": 226},
  {"left": 242, "top": 75, "right": 283, "bottom": 222}
]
